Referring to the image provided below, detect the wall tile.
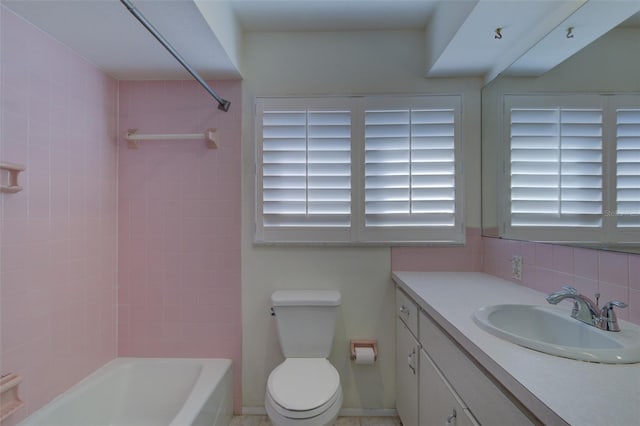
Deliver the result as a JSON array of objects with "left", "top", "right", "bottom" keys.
[
  {"left": 629, "top": 289, "right": 640, "bottom": 325},
  {"left": 629, "top": 254, "right": 640, "bottom": 291},
  {"left": 598, "top": 251, "right": 629, "bottom": 287},
  {"left": 117, "top": 80, "right": 242, "bottom": 411},
  {"left": 534, "top": 268, "right": 565, "bottom": 295},
  {"left": 573, "top": 247, "right": 599, "bottom": 280},
  {"left": 551, "top": 245, "right": 573, "bottom": 275},
  {"left": 521, "top": 263, "right": 536, "bottom": 288},
  {"left": 391, "top": 228, "right": 482, "bottom": 272},
  {"left": 573, "top": 276, "right": 598, "bottom": 299},
  {"left": 520, "top": 241, "right": 537, "bottom": 266},
  {"left": 534, "top": 243, "right": 554, "bottom": 269},
  {"left": 482, "top": 237, "right": 638, "bottom": 326},
  {"left": 1, "top": 6, "right": 117, "bottom": 422}
]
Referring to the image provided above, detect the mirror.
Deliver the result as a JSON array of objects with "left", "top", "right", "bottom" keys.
[{"left": 481, "top": 14, "right": 640, "bottom": 253}]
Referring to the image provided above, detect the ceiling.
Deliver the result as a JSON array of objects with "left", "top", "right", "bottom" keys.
[
  {"left": 2, "top": 0, "right": 639, "bottom": 82},
  {"left": 230, "top": 0, "right": 438, "bottom": 32}
]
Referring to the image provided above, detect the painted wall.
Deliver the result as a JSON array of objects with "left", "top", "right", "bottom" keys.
[
  {"left": 0, "top": 6, "right": 117, "bottom": 424},
  {"left": 482, "top": 237, "right": 640, "bottom": 326},
  {"left": 116, "top": 80, "right": 242, "bottom": 411},
  {"left": 241, "top": 30, "right": 482, "bottom": 413}
]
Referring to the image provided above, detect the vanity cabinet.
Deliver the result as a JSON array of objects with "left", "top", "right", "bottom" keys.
[
  {"left": 396, "top": 287, "right": 535, "bottom": 426},
  {"left": 419, "top": 310, "right": 533, "bottom": 426},
  {"left": 419, "top": 350, "right": 477, "bottom": 426},
  {"left": 396, "top": 291, "right": 419, "bottom": 426}
]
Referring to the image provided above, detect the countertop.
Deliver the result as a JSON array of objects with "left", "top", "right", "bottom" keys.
[{"left": 392, "top": 271, "right": 640, "bottom": 426}]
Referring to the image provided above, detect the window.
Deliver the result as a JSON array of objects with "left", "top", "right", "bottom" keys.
[
  {"left": 255, "top": 96, "right": 464, "bottom": 244},
  {"left": 502, "top": 94, "right": 640, "bottom": 243},
  {"left": 615, "top": 102, "right": 640, "bottom": 230}
]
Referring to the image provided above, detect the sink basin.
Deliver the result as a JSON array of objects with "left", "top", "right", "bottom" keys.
[{"left": 473, "top": 304, "right": 640, "bottom": 363}]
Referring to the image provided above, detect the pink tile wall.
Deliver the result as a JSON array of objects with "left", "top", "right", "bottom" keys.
[
  {"left": 391, "top": 228, "right": 483, "bottom": 272},
  {"left": 482, "top": 237, "right": 640, "bottom": 325},
  {"left": 1, "top": 7, "right": 117, "bottom": 425},
  {"left": 117, "top": 80, "right": 242, "bottom": 411}
]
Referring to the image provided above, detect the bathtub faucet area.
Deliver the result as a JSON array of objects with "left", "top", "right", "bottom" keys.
[{"left": 546, "top": 286, "right": 628, "bottom": 332}]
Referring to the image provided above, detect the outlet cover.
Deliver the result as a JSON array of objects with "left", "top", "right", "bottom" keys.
[{"left": 512, "top": 255, "right": 523, "bottom": 281}]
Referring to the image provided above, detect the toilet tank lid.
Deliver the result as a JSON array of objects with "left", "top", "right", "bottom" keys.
[{"left": 271, "top": 290, "right": 341, "bottom": 307}]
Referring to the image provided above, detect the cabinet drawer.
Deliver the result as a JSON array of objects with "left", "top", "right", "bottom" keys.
[
  {"left": 396, "top": 287, "right": 418, "bottom": 336},
  {"left": 420, "top": 349, "right": 479, "bottom": 426},
  {"left": 419, "top": 311, "right": 535, "bottom": 426}
]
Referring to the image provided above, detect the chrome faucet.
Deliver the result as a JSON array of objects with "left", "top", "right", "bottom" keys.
[{"left": 546, "top": 286, "right": 628, "bottom": 332}]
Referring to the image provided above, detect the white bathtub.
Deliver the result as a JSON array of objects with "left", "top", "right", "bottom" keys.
[{"left": 19, "top": 358, "right": 233, "bottom": 426}]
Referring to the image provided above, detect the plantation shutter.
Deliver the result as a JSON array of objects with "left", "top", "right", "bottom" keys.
[
  {"left": 256, "top": 95, "right": 464, "bottom": 244},
  {"left": 616, "top": 108, "right": 640, "bottom": 227},
  {"left": 508, "top": 100, "right": 603, "bottom": 228},
  {"left": 364, "top": 108, "right": 457, "bottom": 227},
  {"left": 261, "top": 108, "right": 351, "bottom": 229}
]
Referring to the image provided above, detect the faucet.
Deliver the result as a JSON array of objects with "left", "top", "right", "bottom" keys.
[{"left": 546, "top": 286, "right": 628, "bottom": 332}]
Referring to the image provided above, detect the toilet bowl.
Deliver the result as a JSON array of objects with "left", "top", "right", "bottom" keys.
[
  {"left": 265, "top": 358, "right": 342, "bottom": 426},
  {"left": 265, "top": 291, "right": 343, "bottom": 426}
]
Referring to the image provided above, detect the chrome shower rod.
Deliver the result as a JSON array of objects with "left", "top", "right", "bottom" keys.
[{"left": 120, "top": 0, "right": 231, "bottom": 112}]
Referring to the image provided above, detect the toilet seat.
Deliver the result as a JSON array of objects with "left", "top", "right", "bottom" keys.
[
  {"left": 266, "top": 384, "right": 342, "bottom": 420},
  {"left": 267, "top": 358, "right": 340, "bottom": 419}
]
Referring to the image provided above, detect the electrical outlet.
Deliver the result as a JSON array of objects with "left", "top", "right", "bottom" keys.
[{"left": 512, "top": 255, "right": 523, "bottom": 281}]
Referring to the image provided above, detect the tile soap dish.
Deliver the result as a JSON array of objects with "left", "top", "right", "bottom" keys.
[{"left": 1, "top": 373, "right": 24, "bottom": 421}]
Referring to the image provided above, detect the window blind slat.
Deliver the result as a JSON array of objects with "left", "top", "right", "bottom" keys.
[
  {"left": 509, "top": 106, "right": 603, "bottom": 228},
  {"left": 617, "top": 109, "right": 640, "bottom": 227},
  {"left": 262, "top": 109, "right": 351, "bottom": 228},
  {"left": 510, "top": 213, "right": 602, "bottom": 227},
  {"left": 365, "top": 108, "right": 457, "bottom": 227},
  {"left": 365, "top": 213, "right": 455, "bottom": 227},
  {"left": 263, "top": 214, "right": 349, "bottom": 227}
]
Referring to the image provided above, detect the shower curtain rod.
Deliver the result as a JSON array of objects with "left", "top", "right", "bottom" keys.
[{"left": 120, "top": 0, "right": 231, "bottom": 112}]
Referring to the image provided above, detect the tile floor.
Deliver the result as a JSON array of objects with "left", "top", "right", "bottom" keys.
[{"left": 230, "top": 415, "right": 401, "bottom": 426}]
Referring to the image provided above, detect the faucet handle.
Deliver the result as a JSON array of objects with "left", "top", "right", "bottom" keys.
[
  {"left": 599, "top": 300, "right": 628, "bottom": 332},
  {"left": 602, "top": 300, "right": 628, "bottom": 310},
  {"left": 561, "top": 285, "right": 578, "bottom": 294}
]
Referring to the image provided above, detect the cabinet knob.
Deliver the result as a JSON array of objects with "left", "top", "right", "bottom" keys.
[
  {"left": 446, "top": 408, "right": 457, "bottom": 425},
  {"left": 400, "top": 305, "right": 410, "bottom": 315}
]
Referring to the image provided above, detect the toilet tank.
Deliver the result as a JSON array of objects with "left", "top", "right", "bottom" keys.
[{"left": 271, "top": 290, "right": 341, "bottom": 358}]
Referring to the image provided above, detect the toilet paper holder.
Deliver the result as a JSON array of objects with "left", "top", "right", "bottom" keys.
[{"left": 350, "top": 339, "right": 378, "bottom": 361}]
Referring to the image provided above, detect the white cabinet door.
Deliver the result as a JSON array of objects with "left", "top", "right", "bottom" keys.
[
  {"left": 397, "top": 319, "right": 419, "bottom": 426},
  {"left": 419, "top": 311, "right": 533, "bottom": 426},
  {"left": 419, "top": 350, "right": 479, "bottom": 426}
]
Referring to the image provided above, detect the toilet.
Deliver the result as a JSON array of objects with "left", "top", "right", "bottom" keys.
[{"left": 265, "top": 290, "right": 342, "bottom": 426}]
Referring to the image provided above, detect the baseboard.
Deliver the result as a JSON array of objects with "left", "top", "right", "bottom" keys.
[
  {"left": 241, "top": 407, "right": 398, "bottom": 417},
  {"left": 338, "top": 408, "right": 398, "bottom": 417}
]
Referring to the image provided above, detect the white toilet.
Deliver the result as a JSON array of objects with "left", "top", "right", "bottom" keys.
[{"left": 265, "top": 290, "right": 343, "bottom": 426}]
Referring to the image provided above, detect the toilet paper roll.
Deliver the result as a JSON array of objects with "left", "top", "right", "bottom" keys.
[{"left": 354, "top": 347, "right": 376, "bottom": 365}]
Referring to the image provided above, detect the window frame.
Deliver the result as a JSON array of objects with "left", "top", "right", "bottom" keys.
[{"left": 254, "top": 95, "right": 465, "bottom": 245}]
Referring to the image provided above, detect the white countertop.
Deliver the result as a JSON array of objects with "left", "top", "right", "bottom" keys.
[{"left": 392, "top": 271, "right": 640, "bottom": 426}]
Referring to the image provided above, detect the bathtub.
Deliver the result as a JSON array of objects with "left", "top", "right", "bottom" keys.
[{"left": 19, "top": 358, "right": 232, "bottom": 426}]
